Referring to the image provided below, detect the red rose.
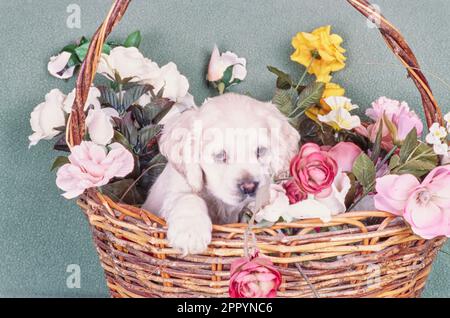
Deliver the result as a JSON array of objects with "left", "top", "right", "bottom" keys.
[
  {"left": 283, "top": 179, "right": 307, "bottom": 204},
  {"left": 290, "top": 143, "right": 337, "bottom": 197},
  {"left": 229, "top": 253, "right": 282, "bottom": 298}
]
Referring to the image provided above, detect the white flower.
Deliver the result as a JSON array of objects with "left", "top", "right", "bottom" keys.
[
  {"left": 255, "top": 184, "right": 333, "bottom": 224},
  {"left": 318, "top": 96, "right": 361, "bottom": 130},
  {"left": 207, "top": 45, "right": 247, "bottom": 83},
  {"left": 315, "top": 172, "right": 351, "bottom": 216},
  {"left": 29, "top": 89, "right": 67, "bottom": 148},
  {"left": 63, "top": 86, "right": 101, "bottom": 113},
  {"left": 425, "top": 123, "right": 447, "bottom": 145},
  {"left": 287, "top": 196, "right": 332, "bottom": 223},
  {"left": 145, "top": 62, "right": 190, "bottom": 102},
  {"left": 48, "top": 51, "right": 75, "bottom": 79},
  {"left": 97, "top": 46, "right": 161, "bottom": 82},
  {"left": 85, "top": 106, "right": 120, "bottom": 146},
  {"left": 444, "top": 112, "right": 450, "bottom": 131},
  {"left": 318, "top": 107, "right": 361, "bottom": 130},
  {"left": 255, "top": 184, "right": 290, "bottom": 223},
  {"left": 433, "top": 142, "right": 449, "bottom": 156},
  {"left": 324, "top": 96, "right": 359, "bottom": 112}
]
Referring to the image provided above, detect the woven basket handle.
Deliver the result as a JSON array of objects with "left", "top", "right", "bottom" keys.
[
  {"left": 347, "top": 0, "right": 443, "bottom": 128},
  {"left": 66, "top": 0, "right": 131, "bottom": 147},
  {"left": 67, "top": 0, "right": 442, "bottom": 147}
]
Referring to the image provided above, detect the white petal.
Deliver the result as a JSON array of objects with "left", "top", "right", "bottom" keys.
[
  {"left": 48, "top": 51, "right": 74, "bottom": 79},
  {"left": 287, "top": 196, "right": 332, "bottom": 222}
]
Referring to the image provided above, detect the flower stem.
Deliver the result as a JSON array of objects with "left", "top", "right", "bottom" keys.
[{"left": 378, "top": 145, "right": 399, "bottom": 169}]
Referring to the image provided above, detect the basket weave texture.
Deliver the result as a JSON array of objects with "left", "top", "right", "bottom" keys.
[{"left": 71, "top": 0, "right": 446, "bottom": 298}]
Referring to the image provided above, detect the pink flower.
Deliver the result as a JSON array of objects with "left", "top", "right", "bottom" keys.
[
  {"left": 360, "top": 97, "right": 423, "bottom": 149},
  {"left": 56, "top": 141, "right": 134, "bottom": 199},
  {"left": 328, "top": 142, "right": 362, "bottom": 172},
  {"left": 207, "top": 45, "right": 247, "bottom": 83},
  {"left": 283, "top": 179, "right": 307, "bottom": 204},
  {"left": 290, "top": 143, "right": 338, "bottom": 197},
  {"left": 229, "top": 252, "right": 282, "bottom": 298},
  {"left": 374, "top": 166, "right": 450, "bottom": 239}
]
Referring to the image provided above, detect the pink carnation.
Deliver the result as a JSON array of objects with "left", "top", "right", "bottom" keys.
[
  {"left": 56, "top": 141, "right": 134, "bottom": 199},
  {"left": 357, "top": 97, "right": 423, "bottom": 150},
  {"left": 374, "top": 166, "right": 450, "bottom": 239}
]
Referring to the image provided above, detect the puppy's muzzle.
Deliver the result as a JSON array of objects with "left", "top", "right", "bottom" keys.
[{"left": 238, "top": 180, "right": 259, "bottom": 196}]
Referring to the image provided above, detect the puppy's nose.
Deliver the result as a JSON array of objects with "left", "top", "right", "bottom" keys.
[{"left": 239, "top": 181, "right": 259, "bottom": 196}]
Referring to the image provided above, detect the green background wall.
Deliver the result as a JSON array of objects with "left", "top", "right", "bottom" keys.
[{"left": 0, "top": 0, "right": 448, "bottom": 297}]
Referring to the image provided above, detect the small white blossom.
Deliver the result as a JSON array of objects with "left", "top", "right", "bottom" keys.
[
  {"left": 444, "top": 112, "right": 450, "bottom": 131},
  {"left": 433, "top": 142, "right": 449, "bottom": 156},
  {"left": 425, "top": 123, "right": 447, "bottom": 145}
]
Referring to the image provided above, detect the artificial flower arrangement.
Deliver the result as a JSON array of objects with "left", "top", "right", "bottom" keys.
[{"left": 29, "top": 25, "right": 450, "bottom": 299}]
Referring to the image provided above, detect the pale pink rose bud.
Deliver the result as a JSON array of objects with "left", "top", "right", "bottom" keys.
[{"left": 207, "top": 45, "right": 247, "bottom": 83}]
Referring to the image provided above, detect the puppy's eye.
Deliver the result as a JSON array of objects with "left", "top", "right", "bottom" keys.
[
  {"left": 256, "top": 147, "right": 268, "bottom": 159},
  {"left": 214, "top": 151, "right": 227, "bottom": 163}
]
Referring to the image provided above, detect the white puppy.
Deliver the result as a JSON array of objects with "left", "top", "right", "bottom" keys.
[{"left": 143, "top": 93, "right": 300, "bottom": 254}]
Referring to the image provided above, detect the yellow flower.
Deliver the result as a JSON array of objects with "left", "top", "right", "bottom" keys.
[
  {"left": 291, "top": 26, "right": 346, "bottom": 83},
  {"left": 322, "top": 82, "right": 345, "bottom": 99}
]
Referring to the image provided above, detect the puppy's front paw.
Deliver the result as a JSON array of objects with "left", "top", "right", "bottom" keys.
[{"left": 167, "top": 215, "right": 212, "bottom": 255}]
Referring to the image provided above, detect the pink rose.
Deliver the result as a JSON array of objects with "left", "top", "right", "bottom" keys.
[
  {"left": 328, "top": 142, "right": 362, "bottom": 172},
  {"left": 360, "top": 97, "right": 423, "bottom": 149},
  {"left": 283, "top": 179, "right": 307, "bottom": 204},
  {"left": 290, "top": 143, "right": 337, "bottom": 197},
  {"left": 374, "top": 166, "right": 450, "bottom": 239},
  {"left": 56, "top": 141, "right": 134, "bottom": 199},
  {"left": 229, "top": 252, "right": 282, "bottom": 298}
]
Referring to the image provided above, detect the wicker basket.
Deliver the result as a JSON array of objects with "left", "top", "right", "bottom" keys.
[{"left": 69, "top": 0, "right": 446, "bottom": 298}]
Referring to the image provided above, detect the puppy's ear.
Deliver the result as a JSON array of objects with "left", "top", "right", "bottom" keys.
[
  {"left": 159, "top": 110, "right": 204, "bottom": 192},
  {"left": 265, "top": 102, "right": 301, "bottom": 176}
]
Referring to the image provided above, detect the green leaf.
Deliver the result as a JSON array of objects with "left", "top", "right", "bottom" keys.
[
  {"left": 290, "top": 82, "right": 325, "bottom": 118},
  {"left": 51, "top": 156, "right": 70, "bottom": 171},
  {"left": 74, "top": 41, "right": 111, "bottom": 62},
  {"left": 122, "top": 84, "right": 153, "bottom": 110},
  {"left": 222, "top": 65, "right": 234, "bottom": 85},
  {"left": 142, "top": 105, "right": 162, "bottom": 124},
  {"left": 395, "top": 160, "right": 437, "bottom": 177},
  {"left": 100, "top": 179, "right": 143, "bottom": 205},
  {"left": 152, "top": 100, "right": 176, "bottom": 124},
  {"left": 139, "top": 125, "right": 162, "bottom": 149},
  {"left": 399, "top": 128, "right": 418, "bottom": 163},
  {"left": 61, "top": 43, "right": 78, "bottom": 54},
  {"left": 98, "top": 86, "right": 120, "bottom": 109},
  {"left": 124, "top": 30, "right": 142, "bottom": 48},
  {"left": 113, "top": 130, "right": 133, "bottom": 151},
  {"left": 394, "top": 142, "right": 438, "bottom": 177},
  {"left": 267, "top": 66, "right": 293, "bottom": 89},
  {"left": 352, "top": 153, "right": 376, "bottom": 192},
  {"left": 371, "top": 120, "right": 383, "bottom": 162},
  {"left": 272, "top": 88, "right": 294, "bottom": 116},
  {"left": 389, "top": 154, "right": 401, "bottom": 170},
  {"left": 74, "top": 42, "right": 90, "bottom": 61}
]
